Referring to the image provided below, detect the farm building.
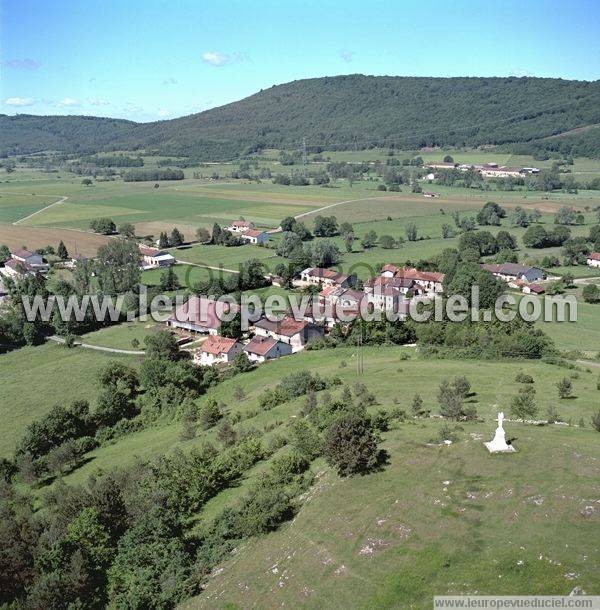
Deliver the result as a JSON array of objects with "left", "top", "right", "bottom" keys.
[
  {"left": 226, "top": 220, "right": 255, "bottom": 233},
  {"left": 482, "top": 263, "right": 545, "bottom": 284},
  {"left": 253, "top": 315, "right": 324, "bottom": 352},
  {"left": 167, "top": 296, "right": 239, "bottom": 335},
  {"left": 244, "top": 336, "right": 292, "bottom": 363},
  {"left": 11, "top": 249, "right": 43, "bottom": 266},
  {"left": 522, "top": 283, "right": 545, "bottom": 295},
  {"left": 1, "top": 258, "right": 36, "bottom": 278},
  {"left": 239, "top": 228, "right": 269, "bottom": 245},
  {"left": 139, "top": 246, "right": 175, "bottom": 269}
]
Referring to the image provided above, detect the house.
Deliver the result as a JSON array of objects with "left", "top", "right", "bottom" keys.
[
  {"left": 195, "top": 335, "right": 243, "bottom": 366},
  {"left": 423, "top": 191, "right": 439, "bottom": 198},
  {"left": 253, "top": 315, "right": 324, "bottom": 352},
  {"left": 481, "top": 263, "right": 545, "bottom": 283},
  {"left": 522, "top": 283, "right": 545, "bottom": 295},
  {"left": 479, "top": 165, "right": 523, "bottom": 179},
  {"left": 426, "top": 162, "right": 458, "bottom": 170},
  {"left": 226, "top": 220, "right": 255, "bottom": 233},
  {"left": 377, "top": 265, "right": 442, "bottom": 294},
  {"left": 167, "top": 296, "right": 239, "bottom": 335},
  {"left": 244, "top": 336, "right": 293, "bottom": 363},
  {"left": 239, "top": 228, "right": 270, "bottom": 245},
  {"left": 298, "top": 267, "right": 354, "bottom": 288},
  {"left": 1, "top": 258, "right": 36, "bottom": 278},
  {"left": 139, "top": 246, "right": 175, "bottom": 268},
  {"left": 587, "top": 253, "right": 600, "bottom": 268},
  {"left": 11, "top": 249, "right": 43, "bottom": 266},
  {"left": 364, "top": 276, "right": 413, "bottom": 311}
]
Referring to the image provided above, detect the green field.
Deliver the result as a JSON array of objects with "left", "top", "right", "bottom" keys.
[
  {"left": 0, "top": 342, "right": 140, "bottom": 457},
  {"left": 78, "top": 319, "right": 163, "bottom": 351}
]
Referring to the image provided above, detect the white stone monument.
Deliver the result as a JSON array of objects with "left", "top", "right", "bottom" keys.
[{"left": 484, "top": 412, "right": 516, "bottom": 453}]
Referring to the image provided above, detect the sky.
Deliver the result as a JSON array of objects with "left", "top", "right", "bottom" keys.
[{"left": 1, "top": 0, "right": 599, "bottom": 123}]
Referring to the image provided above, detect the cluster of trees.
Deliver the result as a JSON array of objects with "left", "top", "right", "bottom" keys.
[
  {"left": 158, "top": 227, "right": 185, "bottom": 248},
  {"left": 209, "top": 223, "right": 245, "bottom": 247},
  {"left": 123, "top": 168, "right": 184, "bottom": 182},
  {"left": 523, "top": 224, "right": 571, "bottom": 248},
  {"left": 191, "top": 258, "right": 270, "bottom": 297},
  {"left": 81, "top": 154, "right": 144, "bottom": 167},
  {"left": 89, "top": 217, "right": 117, "bottom": 234}
]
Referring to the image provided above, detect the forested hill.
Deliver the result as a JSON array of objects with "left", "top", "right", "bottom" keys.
[{"left": 2, "top": 75, "right": 600, "bottom": 158}]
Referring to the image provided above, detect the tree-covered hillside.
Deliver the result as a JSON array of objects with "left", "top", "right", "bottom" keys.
[{"left": 2, "top": 75, "right": 600, "bottom": 158}]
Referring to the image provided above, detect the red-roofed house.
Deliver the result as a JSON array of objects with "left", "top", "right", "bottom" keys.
[
  {"left": 139, "top": 245, "right": 175, "bottom": 268},
  {"left": 522, "top": 283, "right": 545, "bottom": 295},
  {"left": 167, "top": 296, "right": 239, "bottom": 335},
  {"left": 226, "top": 220, "right": 255, "bottom": 233},
  {"left": 395, "top": 267, "right": 445, "bottom": 294},
  {"left": 253, "top": 315, "right": 324, "bottom": 352},
  {"left": 11, "top": 249, "right": 43, "bottom": 266},
  {"left": 299, "top": 267, "right": 354, "bottom": 288},
  {"left": 244, "top": 336, "right": 292, "bottom": 363},
  {"left": 195, "top": 335, "right": 243, "bottom": 366},
  {"left": 1, "top": 258, "right": 36, "bottom": 278},
  {"left": 587, "top": 253, "right": 600, "bottom": 268},
  {"left": 239, "top": 228, "right": 269, "bottom": 245}
]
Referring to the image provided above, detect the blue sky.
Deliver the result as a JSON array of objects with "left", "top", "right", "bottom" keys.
[{"left": 1, "top": 0, "right": 599, "bottom": 122}]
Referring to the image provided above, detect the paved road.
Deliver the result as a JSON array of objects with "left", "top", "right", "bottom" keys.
[{"left": 46, "top": 335, "right": 145, "bottom": 355}]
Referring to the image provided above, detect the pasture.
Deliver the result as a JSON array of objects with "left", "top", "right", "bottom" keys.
[{"left": 0, "top": 342, "right": 140, "bottom": 457}]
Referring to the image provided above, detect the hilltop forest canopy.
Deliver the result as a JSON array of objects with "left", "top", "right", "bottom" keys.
[{"left": 2, "top": 75, "right": 600, "bottom": 159}]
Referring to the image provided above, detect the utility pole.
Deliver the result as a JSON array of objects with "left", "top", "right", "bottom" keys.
[{"left": 356, "top": 325, "right": 364, "bottom": 376}]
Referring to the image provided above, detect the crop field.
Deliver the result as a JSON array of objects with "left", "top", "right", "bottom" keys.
[{"left": 0, "top": 342, "right": 140, "bottom": 457}]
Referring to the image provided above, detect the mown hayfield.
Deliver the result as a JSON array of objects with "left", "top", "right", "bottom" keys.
[
  {"left": 172, "top": 243, "right": 279, "bottom": 270},
  {"left": 0, "top": 342, "right": 140, "bottom": 457},
  {"left": 0, "top": 222, "right": 111, "bottom": 256},
  {"left": 0, "top": 192, "right": 60, "bottom": 223}
]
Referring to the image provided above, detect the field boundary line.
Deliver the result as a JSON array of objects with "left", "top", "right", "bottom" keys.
[
  {"left": 13, "top": 195, "right": 69, "bottom": 225},
  {"left": 46, "top": 335, "right": 145, "bottom": 355}
]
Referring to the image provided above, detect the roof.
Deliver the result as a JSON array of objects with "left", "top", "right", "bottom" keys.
[
  {"left": 395, "top": 267, "right": 444, "bottom": 283},
  {"left": 367, "top": 276, "right": 414, "bottom": 290},
  {"left": 241, "top": 228, "right": 266, "bottom": 238},
  {"left": 244, "top": 335, "right": 279, "bottom": 356},
  {"left": 527, "top": 283, "right": 545, "bottom": 294},
  {"left": 254, "top": 315, "right": 308, "bottom": 337},
  {"left": 588, "top": 252, "right": 600, "bottom": 262},
  {"left": 482, "top": 263, "right": 542, "bottom": 277},
  {"left": 169, "top": 296, "right": 239, "bottom": 329},
  {"left": 12, "top": 249, "right": 35, "bottom": 259},
  {"left": 4, "top": 259, "right": 33, "bottom": 274},
  {"left": 302, "top": 267, "right": 349, "bottom": 283},
  {"left": 139, "top": 246, "right": 168, "bottom": 257},
  {"left": 200, "top": 335, "right": 240, "bottom": 355},
  {"left": 381, "top": 263, "right": 400, "bottom": 274},
  {"left": 230, "top": 220, "right": 254, "bottom": 227}
]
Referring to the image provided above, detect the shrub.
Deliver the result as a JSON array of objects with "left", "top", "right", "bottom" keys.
[
  {"left": 592, "top": 411, "right": 600, "bottom": 432},
  {"left": 371, "top": 410, "right": 390, "bottom": 432},
  {"left": 556, "top": 377, "right": 573, "bottom": 399},
  {"left": 510, "top": 385, "right": 538, "bottom": 421},
  {"left": 515, "top": 372, "right": 535, "bottom": 384},
  {"left": 199, "top": 399, "right": 222, "bottom": 430},
  {"left": 323, "top": 414, "right": 379, "bottom": 476}
]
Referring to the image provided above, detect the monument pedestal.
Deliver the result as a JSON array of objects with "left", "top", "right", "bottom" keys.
[{"left": 484, "top": 412, "right": 516, "bottom": 453}]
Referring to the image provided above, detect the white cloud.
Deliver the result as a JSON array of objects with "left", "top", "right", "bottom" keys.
[
  {"left": 3, "top": 58, "right": 41, "bottom": 70},
  {"left": 4, "top": 97, "right": 35, "bottom": 106},
  {"left": 57, "top": 97, "right": 81, "bottom": 107},
  {"left": 201, "top": 51, "right": 246, "bottom": 67},
  {"left": 163, "top": 77, "right": 177, "bottom": 85},
  {"left": 340, "top": 49, "right": 354, "bottom": 63},
  {"left": 157, "top": 109, "right": 171, "bottom": 117},
  {"left": 87, "top": 97, "right": 110, "bottom": 106}
]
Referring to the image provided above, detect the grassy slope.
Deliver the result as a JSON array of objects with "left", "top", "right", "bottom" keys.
[
  {"left": 183, "top": 421, "right": 600, "bottom": 609},
  {"left": 0, "top": 342, "right": 140, "bottom": 457}
]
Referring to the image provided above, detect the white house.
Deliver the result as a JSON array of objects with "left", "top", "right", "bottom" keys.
[
  {"left": 253, "top": 316, "right": 324, "bottom": 352},
  {"left": 139, "top": 246, "right": 175, "bottom": 269},
  {"left": 298, "top": 267, "right": 353, "bottom": 288},
  {"left": 244, "top": 335, "right": 292, "bottom": 363},
  {"left": 587, "top": 253, "right": 600, "bottom": 268},
  {"left": 226, "top": 220, "right": 255, "bottom": 233},
  {"left": 240, "top": 228, "right": 269, "bottom": 245},
  {"left": 195, "top": 335, "right": 243, "bottom": 366}
]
